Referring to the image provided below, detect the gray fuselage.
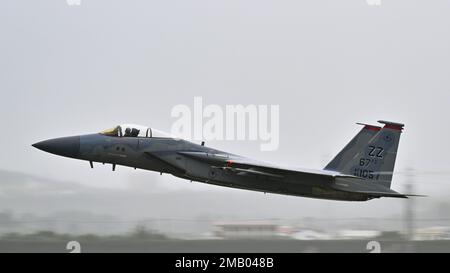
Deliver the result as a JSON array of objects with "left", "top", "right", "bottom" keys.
[{"left": 33, "top": 133, "right": 370, "bottom": 201}]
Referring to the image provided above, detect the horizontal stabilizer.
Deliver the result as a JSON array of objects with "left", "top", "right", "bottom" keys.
[
  {"left": 349, "top": 190, "right": 408, "bottom": 198},
  {"left": 331, "top": 176, "right": 425, "bottom": 198},
  {"left": 341, "top": 190, "right": 426, "bottom": 199}
]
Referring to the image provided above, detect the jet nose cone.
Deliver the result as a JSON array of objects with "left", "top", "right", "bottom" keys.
[{"left": 32, "top": 136, "right": 80, "bottom": 158}]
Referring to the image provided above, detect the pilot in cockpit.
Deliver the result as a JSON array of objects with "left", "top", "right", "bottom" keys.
[
  {"left": 123, "top": 127, "right": 140, "bottom": 137},
  {"left": 124, "top": 127, "right": 132, "bottom": 137},
  {"left": 131, "top": 128, "right": 140, "bottom": 137},
  {"left": 100, "top": 124, "right": 173, "bottom": 139}
]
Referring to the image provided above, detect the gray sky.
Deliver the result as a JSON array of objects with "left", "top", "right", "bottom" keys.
[{"left": 1, "top": 1, "right": 450, "bottom": 200}]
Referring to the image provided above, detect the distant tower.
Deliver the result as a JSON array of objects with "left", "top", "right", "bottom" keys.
[{"left": 403, "top": 167, "right": 415, "bottom": 251}]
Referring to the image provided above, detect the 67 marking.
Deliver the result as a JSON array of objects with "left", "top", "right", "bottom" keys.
[{"left": 359, "top": 157, "right": 379, "bottom": 167}]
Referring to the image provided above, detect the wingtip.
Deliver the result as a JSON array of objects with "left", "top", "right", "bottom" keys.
[{"left": 404, "top": 194, "right": 427, "bottom": 197}]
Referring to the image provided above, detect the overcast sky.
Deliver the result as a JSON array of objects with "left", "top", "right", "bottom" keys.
[{"left": 1, "top": 0, "right": 449, "bottom": 202}]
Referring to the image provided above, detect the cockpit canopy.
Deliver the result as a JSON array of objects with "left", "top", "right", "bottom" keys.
[{"left": 100, "top": 124, "right": 173, "bottom": 138}]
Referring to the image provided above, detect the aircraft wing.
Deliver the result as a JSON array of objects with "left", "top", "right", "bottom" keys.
[
  {"left": 178, "top": 151, "right": 348, "bottom": 180},
  {"left": 211, "top": 166, "right": 284, "bottom": 178},
  {"left": 154, "top": 151, "right": 424, "bottom": 199}
]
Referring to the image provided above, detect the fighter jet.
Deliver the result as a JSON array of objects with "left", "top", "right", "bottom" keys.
[{"left": 32, "top": 120, "right": 419, "bottom": 201}]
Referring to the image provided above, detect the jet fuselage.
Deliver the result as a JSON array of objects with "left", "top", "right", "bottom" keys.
[{"left": 33, "top": 133, "right": 368, "bottom": 201}]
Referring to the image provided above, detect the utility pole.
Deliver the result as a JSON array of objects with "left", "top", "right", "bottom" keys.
[{"left": 403, "top": 167, "right": 415, "bottom": 252}]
